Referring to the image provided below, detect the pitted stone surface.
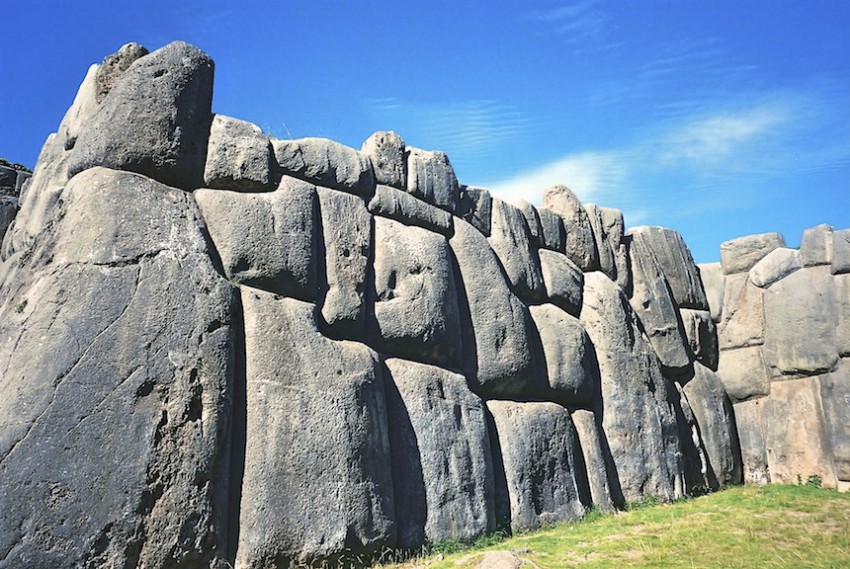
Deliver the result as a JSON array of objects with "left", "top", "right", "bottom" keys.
[
  {"left": 538, "top": 249, "right": 584, "bottom": 317},
  {"left": 406, "top": 147, "right": 459, "bottom": 212},
  {"left": 204, "top": 114, "right": 275, "bottom": 192},
  {"left": 585, "top": 204, "right": 617, "bottom": 281},
  {"left": 368, "top": 184, "right": 453, "bottom": 236},
  {"left": 458, "top": 186, "right": 492, "bottom": 236},
  {"left": 542, "top": 185, "right": 599, "bottom": 271},
  {"left": 488, "top": 197, "right": 545, "bottom": 301},
  {"left": 371, "top": 217, "right": 461, "bottom": 368},
  {"left": 680, "top": 308, "right": 719, "bottom": 371},
  {"left": 361, "top": 131, "right": 406, "bottom": 188},
  {"left": 273, "top": 137, "right": 375, "bottom": 195},
  {"left": 384, "top": 358, "right": 495, "bottom": 548},
  {"left": 800, "top": 224, "right": 833, "bottom": 267},
  {"left": 538, "top": 207, "right": 566, "bottom": 252},
  {"left": 194, "top": 177, "right": 318, "bottom": 300},
  {"left": 487, "top": 401, "right": 588, "bottom": 532}
]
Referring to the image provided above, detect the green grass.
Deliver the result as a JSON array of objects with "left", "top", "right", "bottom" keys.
[{"left": 377, "top": 484, "right": 850, "bottom": 569}]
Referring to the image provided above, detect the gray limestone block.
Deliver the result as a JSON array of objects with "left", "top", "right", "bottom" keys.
[
  {"left": 272, "top": 137, "right": 375, "bottom": 196},
  {"left": 487, "top": 401, "right": 589, "bottom": 532},
  {"left": 0, "top": 196, "right": 16, "bottom": 241},
  {"left": 627, "top": 226, "right": 708, "bottom": 310},
  {"left": 317, "top": 187, "right": 371, "bottom": 337},
  {"left": 585, "top": 204, "right": 616, "bottom": 281},
  {"left": 678, "top": 363, "right": 743, "bottom": 488},
  {"left": 614, "top": 241, "right": 632, "bottom": 296},
  {"left": 406, "top": 147, "right": 459, "bottom": 213},
  {"left": 580, "top": 272, "right": 685, "bottom": 503},
  {"left": 204, "top": 114, "right": 276, "bottom": 192},
  {"left": 538, "top": 207, "right": 566, "bottom": 252},
  {"left": 516, "top": 199, "right": 543, "bottom": 246},
  {"left": 748, "top": 247, "right": 802, "bottom": 288},
  {"left": 68, "top": 41, "right": 213, "bottom": 190},
  {"left": 541, "top": 185, "right": 599, "bottom": 271},
  {"left": 628, "top": 242, "right": 691, "bottom": 373},
  {"left": 371, "top": 217, "right": 461, "bottom": 368},
  {"left": 818, "top": 359, "right": 850, "bottom": 481},
  {"left": 671, "top": 380, "right": 712, "bottom": 494},
  {"left": 763, "top": 377, "right": 838, "bottom": 488},
  {"left": 717, "top": 273, "right": 765, "bottom": 350},
  {"left": 361, "top": 130, "right": 406, "bottom": 188},
  {"left": 762, "top": 266, "right": 838, "bottom": 378},
  {"left": 383, "top": 358, "right": 495, "bottom": 548},
  {"left": 529, "top": 304, "right": 598, "bottom": 406},
  {"left": 569, "top": 410, "right": 617, "bottom": 512},
  {"left": 837, "top": 274, "right": 850, "bottom": 357},
  {"left": 715, "top": 345, "right": 771, "bottom": 402},
  {"left": 238, "top": 291, "right": 396, "bottom": 565},
  {"left": 600, "top": 206, "right": 625, "bottom": 249},
  {"left": 368, "top": 184, "right": 453, "bottom": 236},
  {"left": 831, "top": 228, "right": 850, "bottom": 275},
  {"left": 538, "top": 249, "right": 583, "bottom": 317},
  {"left": 194, "top": 177, "right": 318, "bottom": 300},
  {"left": 449, "top": 218, "right": 542, "bottom": 398},
  {"left": 732, "top": 398, "right": 771, "bottom": 485},
  {"left": 57, "top": 63, "right": 100, "bottom": 151},
  {"left": 800, "top": 224, "right": 834, "bottom": 267},
  {"left": 94, "top": 42, "right": 149, "bottom": 103},
  {"left": 0, "top": 167, "right": 236, "bottom": 568},
  {"left": 720, "top": 232, "right": 786, "bottom": 275},
  {"left": 0, "top": 166, "right": 18, "bottom": 191},
  {"left": 14, "top": 171, "right": 30, "bottom": 195},
  {"left": 458, "top": 185, "right": 493, "bottom": 236},
  {"left": 680, "top": 308, "right": 719, "bottom": 371},
  {"left": 488, "top": 197, "right": 545, "bottom": 302},
  {"left": 697, "top": 262, "right": 725, "bottom": 323}
]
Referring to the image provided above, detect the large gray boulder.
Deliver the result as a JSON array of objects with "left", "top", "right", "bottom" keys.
[
  {"left": 715, "top": 346, "right": 771, "bottom": 402},
  {"left": 488, "top": 197, "right": 545, "bottom": 301},
  {"left": 837, "top": 274, "right": 850, "bottom": 357},
  {"left": 406, "top": 147, "right": 459, "bottom": 212},
  {"left": 272, "top": 137, "right": 375, "bottom": 195},
  {"left": 697, "top": 262, "right": 724, "bottom": 323},
  {"left": 762, "top": 266, "right": 838, "bottom": 378},
  {"left": 487, "top": 401, "right": 588, "bottom": 532},
  {"left": 762, "top": 377, "right": 837, "bottom": 488},
  {"left": 368, "top": 184, "right": 453, "bottom": 236},
  {"left": 580, "top": 272, "right": 685, "bottom": 502},
  {"left": 628, "top": 242, "right": 691, "bottom": 373},
  {"left": 541, "top": 185, "right": 599, "bottom": 271},
  {"left": 720, "top": 232, "right": 785, "bottom": 275},
  {"left": 449, "top": 218, "right": 542, "bottom": 398},
  {"left": 316, "top": 187, "right": 371, "bottom": 337},
  {"left": 628, "top": 226, "right": 708, "bottom": 310},
  {"left": 194, "top": 177, "right": 318, "bottom": 300},
  {"left": 0, "top": 167, "right": 236, "bottom": 568},
  {"left": 819, "top": 360, "right": 850, "bottom": 481},
  {"left": 748, "top": 247, "right": 802, "bottom": 288},
  {"left": 677, "top": 363, "right": 742, "bottom": 488},
  {"left": 68, "top": 41, "right": 214, "bottom": 189},
  {"left": 680, "top": 308, "right": 718, "bottom": 371},
  {"left": 832, "top": 228, "right": 850, "bottom": 275},
  {"left": 731, "top": 398, "right": 771, "bottom": 485},
  {"left": 458, "top": 186, "right": 492, "bottom": 236},
  {"left": 538, "top": 249, "right": 584, "bottom": 317},
  {"left": 383, "top": 358, "right": 494, "bottom": 548},
  {"left": 361, "top": 131, "right": 406, "bottom": 188},
  {"left": 0, "top": 197, "right": 16, "bottom": 241},
  {"left": 717, "top": 274, "right": 765, "bottom": 350},
  {"left": 528, "top": 304, "right": 598, "bottom": 405},
  {"left": 585, "top": 204, "right": 618, "bottom": 281},
  {"left": 570, "top": 410, "right": 617, "bottom": 512},
  {"left": 237, "top": 291, "right": 395, "bottom": 566},
  {"left": 515, "top": 199, "right": 543, "bottom": 247},
  {"left": 538, "top": 207, "right": 566, "bottom": 252},
  {"left": 204, "top": 114, "right": 275, "bottom": 192},
  {"left": 800, "top": 224, "right": 833, "bottom": 267},
  {"left": 371, "top": 217, "right": 461, "bottom": 368}
]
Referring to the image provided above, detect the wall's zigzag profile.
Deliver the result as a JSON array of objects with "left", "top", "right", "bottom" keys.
[{"left": 0, "top": 40, "right": 841, "bottom": 568}]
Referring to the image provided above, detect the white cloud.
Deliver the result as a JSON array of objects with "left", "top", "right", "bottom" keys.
[{"left": 487, "top": 151, "right": 626, "bottom": 205}]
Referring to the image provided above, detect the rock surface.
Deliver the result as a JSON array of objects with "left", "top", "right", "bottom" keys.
[
  {"left": 542, "top": 185, "right": 599, "bottom": 271},
  {"left": 748, "top": 247, "right": 802, "bottom": 288},
  {"left": 204, "top": 114, "right": 275, "bottom": 192},
  {"left": 720, "top": 232, "right": 785, "bottom": 275},
  {"left": 368, "top": 184, "right": 453, "bottom": 236},
  {"left": 361, "top": 131, "right": 406, "bottom": 188},
  {"left": 406, "top": 147, "right": 458, "bottom": 212},
  {"left": 489, "top": 198, "right": 545, "bottom": 301},
  {"left": 273, "top": 137, "right": 375, "bottom": 195},
  {"left": 538, "top": 249, "right": 583, "bottom": 317}
]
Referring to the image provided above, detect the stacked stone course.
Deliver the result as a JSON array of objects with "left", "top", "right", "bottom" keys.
[{"left": 7, "top": 40, "right": 833, "bottom": 568}]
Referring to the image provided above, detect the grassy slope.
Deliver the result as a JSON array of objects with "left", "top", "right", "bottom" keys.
[{"left": 380, "top": 485, "right": 850, "bottom": 569}]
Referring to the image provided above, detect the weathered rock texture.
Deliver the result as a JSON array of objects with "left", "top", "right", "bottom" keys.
[
  {"left": 3, "top": 40, "right": 841, "bottom": 568},
  {"left": 704, "top": 224, "right": 850, "bottom": 489}
]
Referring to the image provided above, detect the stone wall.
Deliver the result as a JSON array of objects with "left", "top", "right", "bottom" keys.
[
  {"left": 0, "top": 40, "right": 768, "bottom": 568},
  {"left": 702, "top": 226, "right": 850, "bottom": 489},
  {"left": 0, "top": 164, "right": 30, "bottom": 241}
]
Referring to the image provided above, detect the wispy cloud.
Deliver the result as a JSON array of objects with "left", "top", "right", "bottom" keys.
[
  {"left": 363, "top": 98, "right": 529, "bottom": 171},
  {"left": 530, "top": 0, "right": 606, "bottom": 44}
]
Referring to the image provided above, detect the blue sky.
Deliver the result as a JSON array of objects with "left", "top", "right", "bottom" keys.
[{"left": 3, "top": 0, "right": 848, "bottom": 262}]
